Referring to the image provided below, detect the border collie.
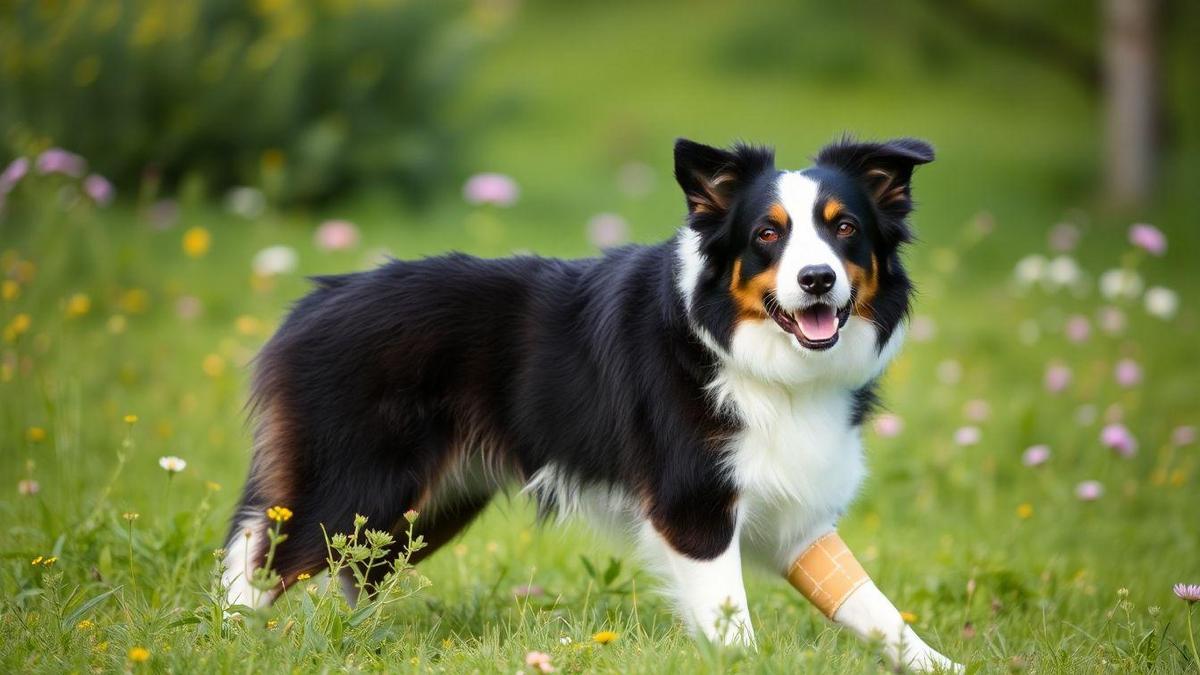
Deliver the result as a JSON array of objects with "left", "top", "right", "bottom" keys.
[{"left": 224, "top": 137, "right": 958, "bottom": 671}]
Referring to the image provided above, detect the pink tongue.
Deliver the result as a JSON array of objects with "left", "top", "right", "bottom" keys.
[{"left": 798, "top": 306, "right": 837, "bottom": 341}]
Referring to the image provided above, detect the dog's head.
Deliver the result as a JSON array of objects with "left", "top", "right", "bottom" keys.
[{"left": 675, "top": 137, "right": 932, "bottom": 366}]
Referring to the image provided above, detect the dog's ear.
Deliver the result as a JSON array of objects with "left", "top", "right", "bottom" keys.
[
  {"left": 816, "top": 138, "right": 933, "bottom": 220},
  {"left": 674, "top": 139, "right": 774, "bottom": 221}
]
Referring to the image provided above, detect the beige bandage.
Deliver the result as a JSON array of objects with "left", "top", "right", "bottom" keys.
[{"left": 786, "top": 532, "right": 870, "bottom": 618}]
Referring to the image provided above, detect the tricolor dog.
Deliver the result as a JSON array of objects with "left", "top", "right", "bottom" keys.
[{"left": 224, "top": 137, "right": 958, "bottom": 671}]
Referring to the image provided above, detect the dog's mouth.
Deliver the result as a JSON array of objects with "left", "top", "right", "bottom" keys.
[{"left": 766, "top": 298, "right": 851, "bottom": 351}]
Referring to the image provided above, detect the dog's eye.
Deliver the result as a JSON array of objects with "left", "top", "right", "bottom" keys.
[
  {"left": 836, "top": 221, "right": 856, "bottom": 238},
  {"left": 756, "top": 227, "right": 780, "bottom": 243}
]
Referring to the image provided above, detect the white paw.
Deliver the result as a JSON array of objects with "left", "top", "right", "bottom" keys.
[{"left": 895, "top": 627, "right": 962, "bottom": 673}]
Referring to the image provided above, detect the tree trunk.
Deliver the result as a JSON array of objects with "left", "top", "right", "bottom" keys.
[{"left": 1103, "top": 0, "right": 1159, "bottom": 205}]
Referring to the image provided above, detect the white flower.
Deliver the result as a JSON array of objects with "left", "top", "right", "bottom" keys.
[
  {"left": 159, "top": 456, "right": 187, "bottom": 473},
  {"left": 1144, "top": 286, "right": 1178, "bottom": 319},
  {"left": 1013, "top": 254, "right": 1047, "bottom": 287},
  {"left": 1099, "top": 268, "right": 1143, "bottom": 300},
  {"left": 253, "top": 245, "right": 299, "bottom": 276},
  {"left": 1044, "top": 255, "right": 1082, "bottom": 289},
  {"left": 224, "top": 186, "right": 266, "bottom": 219}
]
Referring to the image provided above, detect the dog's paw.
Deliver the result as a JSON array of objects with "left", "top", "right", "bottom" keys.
[{"left": 894, "top": 627, "right": 962, "bottom": 673}]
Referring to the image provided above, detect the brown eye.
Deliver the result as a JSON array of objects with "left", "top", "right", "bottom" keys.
[
  {"left": 757, "top": 227, "right": 780, "bottom": 243},
  {"left": 836, "top": 221, "right": 856, "bottom": 238}
]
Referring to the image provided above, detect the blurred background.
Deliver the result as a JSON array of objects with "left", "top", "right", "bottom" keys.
[{"left": 2, "top": 1, "right": 1199, "bottom": 671}]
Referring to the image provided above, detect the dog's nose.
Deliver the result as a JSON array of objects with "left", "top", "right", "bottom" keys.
[{"left": 798, "top": 264, "right": 836, "bottom": 295}]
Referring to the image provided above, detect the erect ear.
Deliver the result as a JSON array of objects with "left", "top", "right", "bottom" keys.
[
  {"left": 674, "top": 138, "right": 774, "bottom": 218},
  {"left": 815, "top": 138, "right": 934, "bottom": 218}
]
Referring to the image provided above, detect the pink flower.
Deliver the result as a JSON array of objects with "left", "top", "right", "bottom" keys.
[
  {"left": 1048, "top": 222, "right": 1080, "bottom": 252},
  {"left": 1101, "top": 423, "right": 1137, "bottom": 457},
  {"left": 524, "top": 651, "right": 555, "bottom": 673},
  {"left": 1171, "top": 425, "right": 1196, "bottom": 447},
  {"left": 1113, "top": 358, "right": 1142, "bottom": 388},
  {"left": 954, "top": 426, "right": 981, "bottom": 446},
  {"left": 17, "top": 479, "right": 40, "bottom": 496},
  {"left": 83, "top": 174, "right": 114, "bottom": 206},
  {"left": 35, "top": 148, "right": 86, "bottom": 177},
  {"left": 963, "top": 399, "right": 991, "bottom": 422},
  {"left": 511, "top": 584, "right": 544, "bottom": 598},
  {"left": 1064, "top": 315, "right": 1090, "bottom": 343},
  {"left": 587, "top": 213, "right": 629, "bottom": 249},
  {"left": 873, "top": 413, "right": 903, "bottom": 437},
  {"left": 314, "top": 219, "right": 360, "bottom": 252},
  {"left": 1075, "top": 480, "right": 1104, "bottom": 501},
  {"left": 1022, "top": 445, "right": 1050, "bottom": 467},
  {"left": 1044, "top": 361, "right": 1071, "bottom": 393},
  {"left": 1175, "top": 583, "right": 1200, "bottom": 603},
  {"left": 1097, "top": 306, "right": 1126, "bottom": 335},
  {"left": 1128, "top": 223, "right": 1166, "bottom": 256},
  {"left": 0, "top": 157, "right": 29, "bottom": 193},
  {"left": 463, "top": 172, "right": 518, "bottom": 207}
]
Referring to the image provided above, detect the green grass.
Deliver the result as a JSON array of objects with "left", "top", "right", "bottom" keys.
[{"left": 3, "top": 1, "right": 1200, "bottom": 672}]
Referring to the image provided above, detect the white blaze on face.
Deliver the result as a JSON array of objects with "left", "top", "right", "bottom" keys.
[{"left": 774, "top": 172, "right": 852, "bottom": 313}]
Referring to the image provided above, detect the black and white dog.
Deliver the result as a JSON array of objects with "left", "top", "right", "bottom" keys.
[{"left": 224, "top": 137, "right": 957, "bottom": 670}]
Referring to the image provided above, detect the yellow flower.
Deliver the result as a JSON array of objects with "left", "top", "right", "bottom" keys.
[
  {"left": 266, "top": 619, "right": 278, "bottom": 629},
  {"left": 267, "top": 505, "right": 293, "bottom": 522},
  {"left": 182, "top": 226, "right": 211, "bottom": 258},
  {"left": 592, "top": 630, "right": 618, "bottom": 645},
  {"left": 31, "top": 556, "right": 43, "bottom": 565},
  {"left": 76, "top": 619, "right": 94, "bottom": 630},
  {"left": 296, "top": 572, "right": 310, "bottom": 581},
  {"left": 44, "top": 556, "right": 57, "bottom": 566},
  {"left": 235, "top": 314, "right": 262, "bottom": 336},
  {"left": 124, "top": 414, "right": 139, "bottom": 424},
  {"left": 900, "top": 611, "right": 918, "bottom": 624},
  {"left": 108, "top": 314, "right": 127, "bottom": 334},
  {"left": 123, "top": 512, "right": 140, "bottom": 522},
  {"left": 128, "top": 646, "right": 150, "bottom": 663},
  {"left": 65, "top": 292, "right": 91, "bottom": 317},
  {"left": 205, "top": 481, "right": 222, "bottom": 492},
  {"left": 26, "top": 426, "right": 46, "bottom": 442},
  {"left": 5, "top": 313, "right": 31, "bottom": 342},
  {"left": 202, "top": 353, "right": 226, "bottom": 378},
  {"left": 118, "top": 288, "right": 150, "bottom": 314},
  {"left": 1017, "top": 503, "right": 1034, "bottom": 519},
  {"left": 2, "top": 279, "right": 18, "bottom": 301}
]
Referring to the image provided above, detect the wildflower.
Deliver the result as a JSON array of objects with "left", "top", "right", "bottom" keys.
[
  {"left": 1098, "top": 306, "right": 1126, "bottom": 334},
  {"left": 76, "top": 619, "right": 94, "bottom": 630},
  {"left": 235, "top": 315, "right": 262, "bottom": 336},
  {"left": 1016, "top": 503, "right": 1034, "bottom": 519},
  {"left": 266, "top": 620, "right": 278, "bottom": 630},
  {"left": 1, "top": 157, "right": 30, "bottom": 192},
  {"left": 559, "top": 636, "right": 572, "bottom": 645},
  {"left": 1045, "top": 255, "right": 1081, "bottom": 289},
  {"left": 1172, "top": 426, "right": 1196, "bottom": 447},
  {"left": 148, "top": 199, "right": 179, "bottom": 230},
  {"left": 119, "top": 288, "right": 150, "bottom": 314},
  {"left": 205, "top": 481, "right": 221, "bottom": 491},
  {"left": 5, "top": 313, "right": 32, "bottom": 342},
  {"left": 1044, "top": 362, "right": 1071, "bottom": 393},
  {"left": 123, "top": 512, "right": 140, "bottom": 521},
  {"left": 2, "top": 280, "right": 18, "bottom": 301},
  {"left": 127, "top": 646, "right": 150, "bottom": 663},
  {"left": 252, "top": 245, "right": 299, "bottom": 276},
  {"left": 31, "top": 556, "right": 42, "bottom": 565},
  {"left": 17, "top": 479, "right": 39, "bottom": 495},
  {"left": 182, "top": 226, "right": 211, "bottom": 258},
  {"left": 1114, "top": 359, "right": 1142, "bottom": 388},
  {"left": 463, "top": 173, "right": 519, "bottom": 207},
  {"left": 899, "top": 611, "right": 918, "bottom": 624},
  {"left": 83, "top": 174, "right": 114, "bottom": 206},
  {"left": 587, "top": 213, "right": 629, "bottom": 249},
  {"left": 202, "top": 354, "right": 225, "bottom": 378},
  {"left": 1012, "top": 254, "right": 1046, "bottom": 287},
  {"left": 963, "top": 399, "right": 991, "bottom": 422},
  {"left": 65, "top": 292, "right": 91, "bottom": 318},
  {"left": 1100, "top": 424, "right": 1137, "bottom": 457},
  {"left": 124, "top": 414, "right": 138, "bottom": 424},
  {"left": 954, "top": 426, "right": 981, "bottom": 446},
  {"left": 224, "top": 186, "right": 266, "bottom": 219},
  {"left": 1075, "top": 480, "right": 1104, "bottom": 501},
  {"left": 404, "top": 509, "right": 419, "bottom": 524},
  {"left": 592, "top": 630, "right": 618, "bottom": 644},
  {"left": 35, "top": 148, "right": 86, "bottom": 177},
  {"left": 1099, "top": 269, "right": 1144, "bottom": 300},
  {"left": 1144, "top": 286, "right": 1179, "bottom": 320},
  {"left": 1048, "top": 222, "right": 1080, "bottom": 252},
  {"left": 314, "top": 220, "right": 360, "bottom": 251},
  {"left": 1175, "top": 584, "right": 1200, "bottom": 603},
  {"left": 512, "top": 584, "right": 544, "bottom": 598},
  {"left": 873, "top": 413, "right": 903, "bottom": 438},
  {"left": 158, "top": 456, "right": 187, "bottom": 473},
  {"left": 26, "top": 426, "right": 46, "bottom": 442},
  {"left": 175, "top": 295, "right": 203, "bottom": 321},
  {"left": 1022, "top": 445, "right": 1050, "bottom": 467},
  {"left": 525, "top": 651, "right": 555, "bottom": 673},
  {"left": 267, "top": 505, "right": 293, "bottom": 522},
  {"left": 297, "top": 572, "right": 311, "bottom": 581},
  {"left": 1128, "top": 223, "right": 1166, "bottom": 256},
  {"left": 1064, "top": 315, "right": 1090, "bottom": 343}
]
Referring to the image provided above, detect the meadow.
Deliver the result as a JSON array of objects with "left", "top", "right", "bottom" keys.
[{"left": 3, "top": 1, "right": 1200, "bottom": 672}]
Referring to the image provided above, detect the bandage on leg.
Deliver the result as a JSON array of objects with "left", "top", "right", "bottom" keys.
[{"left": 786, "top": 531, "right": 870, "bottom": 619}]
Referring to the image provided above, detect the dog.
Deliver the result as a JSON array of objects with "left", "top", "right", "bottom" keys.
[{"left": 223, "top": 137, "right": 958, "bottom": 671}]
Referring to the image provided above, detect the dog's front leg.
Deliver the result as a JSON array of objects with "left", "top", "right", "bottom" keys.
[
  {"left": 785, "top": 530, "right": 960, "bottom": 672},
  {"left": 640, "top": 519, "right": 755, "bottom": 647}
]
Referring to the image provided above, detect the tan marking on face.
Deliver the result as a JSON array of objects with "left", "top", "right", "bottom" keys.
[
  {"left": 844, "top": 254, "right": 880, "bottom": 319},
  {"left": 730, "top": 258, "right": 776, "bottom": 320},
  {"left": 768, "top": 203, "right": 789, "bottom": 227},
  {"left": 822, "top": 198, "right": 844, "bottom": 222}
]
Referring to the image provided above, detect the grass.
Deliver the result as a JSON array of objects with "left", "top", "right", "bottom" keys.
[{"left": 2, "top": 1, "right": 1199, "bottom": 672}]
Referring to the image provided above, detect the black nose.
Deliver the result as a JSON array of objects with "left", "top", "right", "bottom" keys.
[{"left": 798, "top": 265, "right": 836, "bottom": 295}]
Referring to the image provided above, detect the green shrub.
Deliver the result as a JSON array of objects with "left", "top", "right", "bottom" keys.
[{"left": 0, "top": 0, "right": 501, "bottom": 205}]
